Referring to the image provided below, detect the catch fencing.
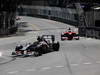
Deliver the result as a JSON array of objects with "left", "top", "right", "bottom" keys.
[
  {"left": 18, "top": 5, "right": 100, "bottom": 39},
  {"left": 19, "top": 5, "right": 78, "bottom": 26}
]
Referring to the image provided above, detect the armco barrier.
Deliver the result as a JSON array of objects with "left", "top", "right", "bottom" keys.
[
  {"left": 17, "top": 5, "right": 100, "bottom": 39},
  {"left": 18, "top": 5, "right": 78, "bottom": 26}
]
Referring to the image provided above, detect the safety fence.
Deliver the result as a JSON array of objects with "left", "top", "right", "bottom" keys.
[
  {"left": 17, "top": 5, "right": 100, "bottom": 39},
  {"left": 18, "top": 5, "right": 78, "bottom": 26}
]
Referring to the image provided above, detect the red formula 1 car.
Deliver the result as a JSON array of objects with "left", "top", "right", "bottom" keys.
[{"left": 61, "top": 28, "right": 80, "bottom": 40}]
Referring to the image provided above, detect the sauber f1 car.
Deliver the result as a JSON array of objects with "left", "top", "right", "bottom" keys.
[
  {"left": 61, "top": 28, "right": 79, "bottom": 40},
  {"left": 12, "top": 35, "right": 60, "bottom": 57}
]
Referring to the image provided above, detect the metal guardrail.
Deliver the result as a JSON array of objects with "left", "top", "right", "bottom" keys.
[
  {"left": 19, "top": 6, "right": 77, "bottom": 22},
  {"left": 17, "top": 5, "right": 100, "bottom": 39}
]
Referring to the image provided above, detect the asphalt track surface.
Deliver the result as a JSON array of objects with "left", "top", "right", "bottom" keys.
[{"left": 0, "top": 16, "right": 100, "bottom": 75}]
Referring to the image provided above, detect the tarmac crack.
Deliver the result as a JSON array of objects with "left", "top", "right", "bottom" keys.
[
  {"left": 0, "top": 56, "right": 16, "bottom": 65},
  {"left": 61, "top": 52, "right": 73, "bottom": 75}
]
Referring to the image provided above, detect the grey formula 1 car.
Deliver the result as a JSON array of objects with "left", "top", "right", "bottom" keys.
[{"left": 12, "top": 35, "right": 60, "bottom": 57}]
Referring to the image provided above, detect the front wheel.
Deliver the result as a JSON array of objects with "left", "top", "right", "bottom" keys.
[
  {"left": 61, "top": 37, "right": 64, "bottom": 41},
  {"left": 34, "top": 51, "right": 42, "bottom": 57},
  {"left": 12, "top": 52, "right": 16, "bottom": 55},
  {"left": 76, "top": 37, "right": 79, "bottom": 40}
]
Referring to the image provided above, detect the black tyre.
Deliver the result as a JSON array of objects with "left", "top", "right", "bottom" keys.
[
  {"left": 34, "top": 51, "right": 42, "bottom": 57},
  {"left": 61, "top": 37, "right": 64, "bottom": 41},
  {"left": 12, "top": 52, "right": 16, "bottom": 55},
  {"left": 53, "top": 42, "right": 60, "bottom": 51},
  {"left": 75, "top": 34, "right": 80, "bottom": 40},
  {"left": 76, "top": 37, "right": 80, "bottom": 40},
  {"left": 61, "top": 35, "right": 64, "bottom": 41}
]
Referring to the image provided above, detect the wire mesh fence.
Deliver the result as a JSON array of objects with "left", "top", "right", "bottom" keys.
[{"left": 15, "top": 5, "right": 100, "bottom": 39}]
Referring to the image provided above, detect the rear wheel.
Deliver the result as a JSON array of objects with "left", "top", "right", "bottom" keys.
[
  {"left": 75, "top": 34, "right": 80, "bottom": 40},
  {"left": 61, "top": 35, "right": 65, "bottom": 41},
  {"left": 53, "top": 42, "right": 60, "bottom": 51},
  {"left": 76, "top": 37, "right": 79, "bottom": 40},
  {"left": 61, "top": 37, "right": 64, "bottom": 41}
]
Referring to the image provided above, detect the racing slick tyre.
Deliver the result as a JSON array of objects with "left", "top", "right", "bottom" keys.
[
  {"left": 61, "top": 38, "right": 64, "bottom": 41},
  {"left": 12, "top": 52, "right": 16, "bottom": 55},
  {"left": 76, "top": 37, "right": 80, "bottom": 40},
  {"left": 61, "top": 35, "right": 64, "bottom": 41},
  {"left": 52, "top": 42, "right": 60, "bottom": 51},
  {"left": 76, "top": 38, "right": 79, "bottom": 40},
  {"left": 34, "top": 51, "right": 42, "bottom": 57}
]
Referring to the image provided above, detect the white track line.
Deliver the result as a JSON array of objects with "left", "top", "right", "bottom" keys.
[
  {"left": 96, "top": 61, "right": 100, "bottom": 64},
  {"left": 41, "top": 67, "right": 52, "bottom": 70},
  {"left": 55, "top": 65, "right": 65, "bottom": 68},
  {"left": 71, "top": 64, "right": 79, "bottom": 66},
  {"left": 8, "top": 71, "right": 18, "bottom": 74},
  {"left": 83, "top": 62, "right": 92, "bottom": 65},
  {"left": 26, "top": 69, "right": 36, "bottom": 71}
]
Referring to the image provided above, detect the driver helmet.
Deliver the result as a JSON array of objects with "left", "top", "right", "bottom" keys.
[
  {"left": 68, "top": 27, "right": 71, "bottom": 30},
  {"left": 37, "top": 36, "right": 43, "bottom": 42},
  {"left": 68, "top": 27, "right": 71, "bottom": 32}
]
